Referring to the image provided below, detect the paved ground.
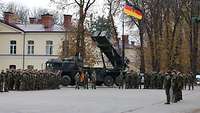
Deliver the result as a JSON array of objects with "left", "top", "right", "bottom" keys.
[{"left": 0, "top": 86, "right": 200, "bottom": 113}]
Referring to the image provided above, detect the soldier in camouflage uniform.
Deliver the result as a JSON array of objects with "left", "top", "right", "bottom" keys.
[
  {"left": 90, "top": 70, "right": 96, "bottom": 89},
  {"left": 188, "top": 72, "right": 194, "bottom": 90},
  {"left": 125, "top": 70, "right": 134, "bottom": 89},
  {"left": 138, "top": 73, "right": 143, "bottom": 89},
  {"left": 118, "top": 71, "right": 125, "bottom": 89},
  {"left": 9, "top": 70, "right": 15, "bottom": 90},
  {"left": 171, "top": 70, "right": 179, "bottom": 103},
  {"left": 84, "top": 71, "right": 89, "bottom": 89},
  {"left": 132, "top": 72, "right": 138, "bottom": 89},
  {"left": 164, "top": 71, "right": 172, "bottom": 104},
  {"left": 177, "top": 72, "right": 183, "bottom": 102},
  {"left": 144, "top": 73, "right": 151, "bottom": 89},
  {"left": 0, "top": 71, "right": 3, "bottom": 92},
  {"left": 3, "top": 70, "right": 9, "bottom": 92}
]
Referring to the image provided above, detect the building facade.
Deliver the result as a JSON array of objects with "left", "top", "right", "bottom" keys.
[{"left": 0, "top": 12, "right": 72, "bottom": 70}]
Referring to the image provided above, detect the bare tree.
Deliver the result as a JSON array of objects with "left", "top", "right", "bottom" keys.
[
  {"left": 105, "top": 0, "right": 120, "bottom": 49},
  {"left": 51, "top": 0, "right": 96, "bottom": 66},
  {"left": 30, "top": 8, "right": 63, "bottom": 24},
  {"left": 30, "top": 8, "right": 49, "bottom": 18},
  {"left": 4, "top": 2, "right": 30, "bottom": 23},
  {"left": 0, "top": 1, "right": 4, "bottom": 18}
]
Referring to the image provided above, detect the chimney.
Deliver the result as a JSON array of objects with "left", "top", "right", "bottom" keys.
[
  {"left": 37, "top": 19, "right": 42, "bottom": 24},
  {"left": 4, "top": 12, "right": 18, "bottom": 24},
  {"left": 41, "top": 14, "right": 53, "bottom": 28},
  {"left": 122, "top": 35, "right": 129, "bottom": 45},
  {"left": 64, "top": 15, "right": 72, "bottom": 28},
  {"left": 29, "top": 17, "right": 37, "bottom": 24}
]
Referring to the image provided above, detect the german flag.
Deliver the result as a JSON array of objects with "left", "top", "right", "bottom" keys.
[{"left": 123, "top": 4, "right": 143, "bottom": 20}]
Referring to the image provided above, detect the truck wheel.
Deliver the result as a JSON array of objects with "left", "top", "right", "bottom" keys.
[
  {"left": 62, "top": 75, "right": 71, "bottom": 86},
  {"left": 104, "top": 76, "right": 114, "bottom": 86}
]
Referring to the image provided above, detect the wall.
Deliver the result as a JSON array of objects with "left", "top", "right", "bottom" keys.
[{"left": 0, "top": 22, "right": 65, "bottom": 70}]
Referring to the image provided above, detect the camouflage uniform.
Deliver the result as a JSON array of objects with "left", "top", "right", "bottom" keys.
[
  {"left": 125, "top": 71, "right": 134, "bottom": 89},
  {"left": 164, "top": 72, "right": 172, "bottom": 104},
  {"left": 90, "top": 71, "right": 96, "bottom": 89},
  {"left": 188, "top": 73, "right": 194, "bottom": 90},
  {"left": 0, "top": 71, "right": 3, "bottom": 92},
  {"left": 177, "top": 73, "right": 183, "bottom": 101},
  {"left": 144, "top": 73, "right": 151, "bottom": 89},
  {"left": 171, "top": 72, "right": 178, "bottom": 103},
  {"left": 118, "top": 71, "right": 125, "bottom": 89}
]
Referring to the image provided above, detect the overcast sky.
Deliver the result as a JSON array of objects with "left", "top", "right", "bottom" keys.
[
  {"left": 2, "top": 0, "right": 51, "bottom": 9},
  {"left": 1, "top": 0, "right": 105, "bottom": 14}
]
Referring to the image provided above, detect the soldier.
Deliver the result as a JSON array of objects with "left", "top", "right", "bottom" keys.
[
  {"left": 55, "top": 71, "right": 62, "bottom": 89},
  {"left": 160, "top": 72, "right": 165, "bottom": 89},
  {"left": 132, "top": 72, "right": 138, "bottom": 89},
  {"left": 144, "top": 73, "right": 150, "bottom": 89},
  {"left": 84, "top": 71, "right": 89, "bottom": 89},
  {"left": 9, "top": 69, "right": 15, "bottom": 90},
  {"left": 2, "top": 70, "right": 9, "bottom": 92},
  {"left": 0, "top": 70, "right": 3, "bottom": 92},
  {"left": 75, "top": 71, "right": 81, "bottom": 89},
  {"left": 35, "top": 72, "right": 40, "bottom": 90},
  {"left": 125, "top": 70, "right": 134, "bottom": 89},
  {"left": 138, "top": 73, "right": 143, "bottom": 89},
  {"left": 19, "top": 71, "right": 25, "bottom": 91},
  {"left": 90, "top": 70, "right": 96, "bottom": 89},
  {"left": 164, "top": 71, "right": 172, "bottom": 104},
  {"left": 177, "top": 72, "right": 183, "bottom": 102},
  {"left": 188, "top": 72, "right": 194, "bottom": 90},
  {"left": 171, "top": 70, "right": 179, "bottom": 103},
  {"left": 118, "top": 71, "right": 125, "bottom": 89},
  {"left": 182, "top": 73, "right": 188, "bottom": 90},
  {"left": 15, "top": 70, "right": 22, "bottom": 90}
]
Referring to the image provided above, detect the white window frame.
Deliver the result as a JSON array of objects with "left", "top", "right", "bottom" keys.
[
  {"left": 46, "top": 40, "right": 53, "bottom": 55},
  {"left": 10, "top": 40, "right": 16, "bottom": 55},
  {"left": 27, "top": 40, "right": 34, "bottom": 55}
]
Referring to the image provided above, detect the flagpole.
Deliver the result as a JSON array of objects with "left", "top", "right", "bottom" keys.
[{"left": 122, "top": 13, "right": 125, "bottom": 70}]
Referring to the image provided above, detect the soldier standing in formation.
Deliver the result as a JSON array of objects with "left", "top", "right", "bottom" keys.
[
  {"left": 90, "top": 70, "right": 97, "bottom": 89},
  {"left": 118, "top": 71, "right": 126, "bottom": 89},
  {"left": 0, "top": 69, "right": 61, "bottom": 92},
  {"left": 0, "top": 70, "right": 4, "bottom": 92},
  {"left": 188, "top": 72, "right": 194, "bottom": 90},
  {"left": 164, "top": 71, "right": 172, "bottom": 104}
]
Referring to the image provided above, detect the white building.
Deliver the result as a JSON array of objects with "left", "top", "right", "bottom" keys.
[{"left": 0, "top": 12, "right": 72, "bottom": 70}]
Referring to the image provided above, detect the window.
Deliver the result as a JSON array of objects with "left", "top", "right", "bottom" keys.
[
  {"left": 46, "top": 41, "right": 53, "bottom": 55},
  {"left": 27, "top": 40, "right": 34, "bottom": 55},
  {"left": 9, "top": 65, "right": 16, "bottom": 70},
  {"left": 27, "top": 65, "right": 34, "bottom": 70},
  {"left": 10, "top": 40, "right": 16, "bottom": 54}
]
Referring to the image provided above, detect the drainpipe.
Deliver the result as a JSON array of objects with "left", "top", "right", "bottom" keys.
[{"left": 22, "top": 32, "right": 25, "bottom": 70}]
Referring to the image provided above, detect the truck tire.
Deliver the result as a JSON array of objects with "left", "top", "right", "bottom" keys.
[
  {"left": 62, "top": 75, "right": 71, "bottom": 86},
  {"left": 104, "top": 76, "right": 114, "bottom": 86}
]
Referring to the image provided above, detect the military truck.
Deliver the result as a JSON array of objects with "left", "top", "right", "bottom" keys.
[{"left": 45, "top": 31, "right": 128, "bottom": 86}]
